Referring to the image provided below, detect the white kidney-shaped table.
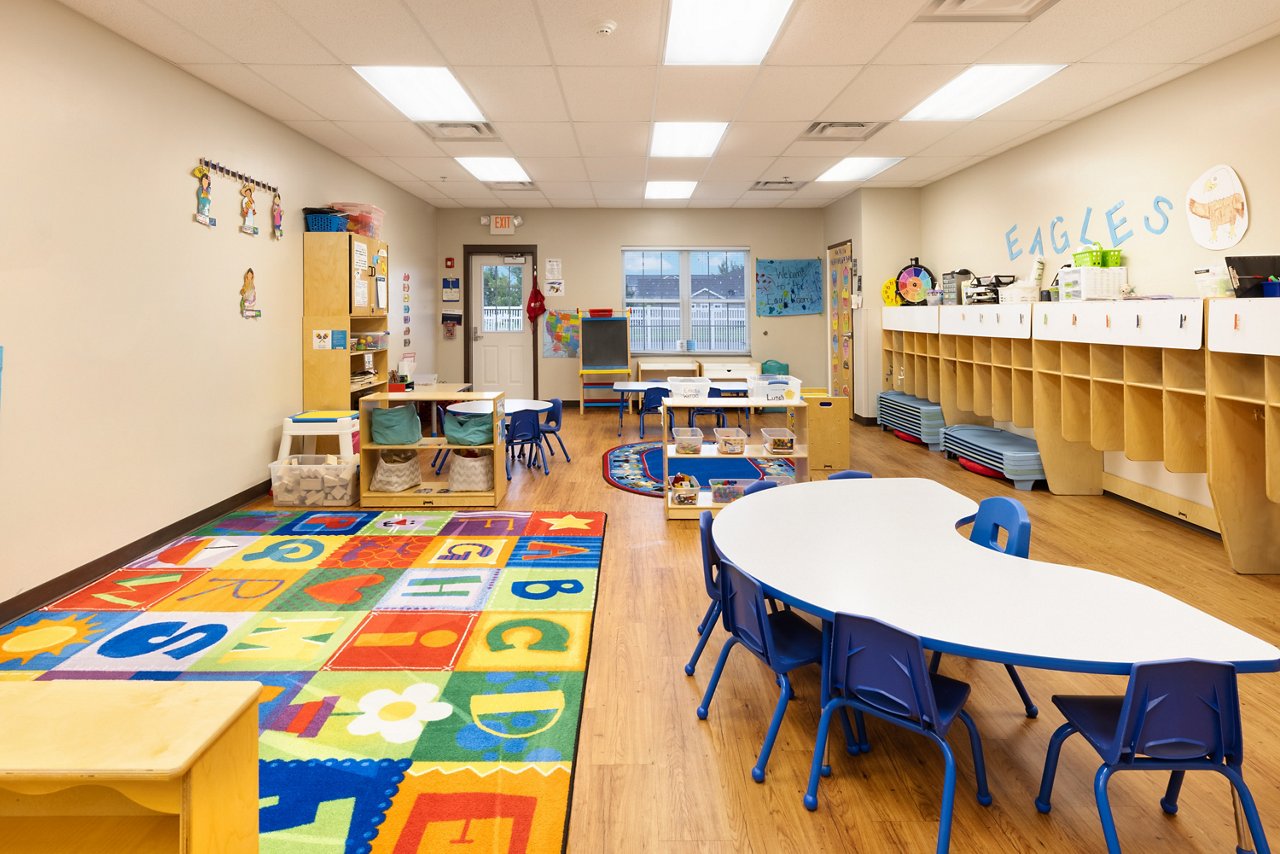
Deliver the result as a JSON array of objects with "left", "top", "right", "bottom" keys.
[{"left": 712, "top": 478, "right": 1280, "bottom": 849}]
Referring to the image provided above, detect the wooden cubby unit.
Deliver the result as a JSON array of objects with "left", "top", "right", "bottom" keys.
[
  {"left": 1061, "top": 342, "right": 1090, "bottom": 378},
  {"left": 1091, "top": 344, "right": 1124, "bottom": 382},
  {"left": 1125, "top": 347, "right": 1164, "bottom": 388},
  {"left": 1090, "top": 380, "right": 1125, "bottom": 451}
]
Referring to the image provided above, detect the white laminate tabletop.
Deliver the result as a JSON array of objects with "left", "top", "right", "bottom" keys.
[
  {"left": 711, "top": 478, "right": 1280, "bottom": 675},
  {"left": 613, "top": 381, "right": 748, "bottom": 393},
  {"left": 447, "top": 398, "right": 550, "bottom": 414}
]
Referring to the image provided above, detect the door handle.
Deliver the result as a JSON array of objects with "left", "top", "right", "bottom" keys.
[{"left": 472, "top": 326, "right": 482, "bottom": 341}]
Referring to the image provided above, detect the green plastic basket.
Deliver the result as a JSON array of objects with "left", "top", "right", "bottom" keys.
[
  {"left": 1072, "top": 245, "right": 1104, "bottom": 267},
  {"left": 1100, "top": 249, "right": 1123, "bottom": 267}
]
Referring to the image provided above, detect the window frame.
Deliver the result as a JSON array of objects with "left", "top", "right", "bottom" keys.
[{"left": 622, "top": 246, "right": 752, "bottom": 356}]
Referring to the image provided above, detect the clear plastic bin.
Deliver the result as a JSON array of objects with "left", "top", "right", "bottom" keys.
[
  {"left": 269, "top": 454, "right": 359, "bottom": 507},
  {"left": 673, "top": 427, "right": 704, "bottom": 455},
  {"left": 668, "top": 376, "right": 712, "bottom": 398},
  {"left": 710, "top": 478, "right": 749, "bottom": 504},
  {"left": 714, "top": 427, "right": 747, "bottom": 454},
  {"left": 668, "top": 474, "right": 700, "bottom": 505},
  {"left": 747, "top": 375, "right": 802, "bottom": 402},
  {"left": 764, "top": 474, "right": 795, "bottom": 487},
  {"left": 761, "top": 428, "right": 796, "bottom": 455}
]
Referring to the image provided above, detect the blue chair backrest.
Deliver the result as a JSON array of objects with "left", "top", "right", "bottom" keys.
[
  {"left": 1109, "top": 659, "right": 1241, "bottom": 765},
  {"left": 743, "top": 479, "right": 778, "bottom": 496},
  {"left": 829, "top": 470, "right": 873, "bottom": 480},
  {"left": 969, "top": 496, "right": 1031, "bottom": 558},
  {"left": 830, "top": 613, "right": 943, "bottom": 732},
  {"left": 699, "top": 510, "right": 719, "bottom": 601},
  {"left": 641, "top": 386, "right": 670, "bottom": 413},
  {"left": 508, "top": 409, "right": 540, "bottom": 442},
  {"left": 719, "top": 561, "right": 777, "bottom": 665},
  {"left": 544, "top": 398, "right": 564, "bottom": 428}
]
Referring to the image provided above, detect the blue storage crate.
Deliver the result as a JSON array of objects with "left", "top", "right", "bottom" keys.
[{"left": 305, "top": 212, "right": 348, "bottom": 232}]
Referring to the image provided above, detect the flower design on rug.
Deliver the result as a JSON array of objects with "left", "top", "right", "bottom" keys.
[{"left": 348, "top": 683, "right": 453, "bottom": 744}]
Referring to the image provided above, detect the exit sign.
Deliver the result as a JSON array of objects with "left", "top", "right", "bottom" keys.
[{"left": 490, "top": 214, "right": 515, "bottom": 235}]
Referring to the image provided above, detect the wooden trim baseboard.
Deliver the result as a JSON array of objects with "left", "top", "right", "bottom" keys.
[
  {"left": 0, "top": 480, "right": 271, "bottom": 624},
  {"left": 853, "top": 414, "right": 878, "bottom": 427},
  {"left": 1102, "top": 473, "right": 1220, "bottom": 534}
]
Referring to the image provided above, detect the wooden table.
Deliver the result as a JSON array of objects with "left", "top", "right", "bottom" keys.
[{"left": 0, "top": 681, "right": 260, "bottom": 853}]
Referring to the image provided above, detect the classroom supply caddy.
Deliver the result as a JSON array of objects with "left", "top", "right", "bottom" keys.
[
  {"left": 270, "top": 455, "right": 359, "bottom": 507},
  {"left": 1058, "top": 267, "right": 1127, "bottom": 301}
]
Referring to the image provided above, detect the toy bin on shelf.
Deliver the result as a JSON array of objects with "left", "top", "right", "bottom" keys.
[
  {"left": 747, "top": 374, "right": 803, "bottom": 402},
  {"left": 714, "top": 427, "right": 747, "bottom": 454},
  {"left": 761, "top": 428, "right": 796, "bottom": 455},
  {"left": 710, "top": 478, "right": 749, "bottom": 504},
  {"left": 303, "top": 209, "right": 347, "bottom": 232},
  {"left": 331, "top": 202, "right": 384, "bottom": 239},
  {"left": 668, "top": 475, "right": 701, "bottom": 506},
  {"left": 270, "top": 455, "right": 359, "bottom": 507},
  {"left": 764, "top": 474, "right": 796, "bottom": 487},
  {"left": 673, "top": 427, "right": 704, "bottom": 454}
]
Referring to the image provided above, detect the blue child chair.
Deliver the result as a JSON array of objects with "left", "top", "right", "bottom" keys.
[
  {"left": 697, "top": 560, "right": 822, "bottom": 783},
  {"left": 930, "top": 495, "right": 1038, "bottom": 718},
  {"left": 540, "top": 398, "right": 571, "bottom": 461},
  {"left": 504, "top": 409, "right": 548, "bottom": 478},
  {"left": 639, "top": 386, "right": 670, "bottom": 440},
  {"left": 805, "top": 614, "right": 992, "bottom": 854},
  {"left": 684, "top": 511, "right": 721, "bottom": 676},
  {"left": 689, "top": 387, "right": 728, "bottom": 429},
  {"left": 1035, "top": 659, "right": 1270, "bottom": 854},
  {"left": 432, "top": 403, "right": 452, "bottom": 474},
  {"left": 743, "top": 479, "right": 779, "bottom": 496},
  {"left": 828, "top": 470, "right": 873, "bottom": 480}
]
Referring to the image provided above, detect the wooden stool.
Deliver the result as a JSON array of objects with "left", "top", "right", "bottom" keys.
[
  {"left": 0, "top": 681, "right": 260, "bottom": 853},
  {"left": 278, "top": 410, "right": 359, "bottom": 460}
]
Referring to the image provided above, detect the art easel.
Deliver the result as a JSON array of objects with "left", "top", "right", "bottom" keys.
[{"left": 578, "top": 309, "right": 631, "bottom": 415}]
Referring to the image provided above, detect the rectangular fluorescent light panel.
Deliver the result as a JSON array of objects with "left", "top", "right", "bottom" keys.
[
  {"left": 645, "top": 181, "right": 697, "bottom": 199},
  {"left": 353, "top": 66, "right": 484, "bottom": 121},
  {"left": 456, "top": 157, "right": 530, "bottom": 182},
  {"left": 651, "top": 122, "right": 728, "bottom": 157},
  {"left": 902, "top": 64, "right": 1065, "bottom": 121},
  {"left": 815, "top": 157, "right": 903, "bottom": 182},
  {"left": 665, "top": 0, "right": 793, "bottom": 65}
]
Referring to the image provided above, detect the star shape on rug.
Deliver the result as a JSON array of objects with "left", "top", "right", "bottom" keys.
[{"left": 540, "top": 513, "right": 594, "bottom": 531}]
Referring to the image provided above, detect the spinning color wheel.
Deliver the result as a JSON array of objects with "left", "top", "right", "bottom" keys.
[{"left": 895, "top": 259, "right": 935, "bottom": 305}]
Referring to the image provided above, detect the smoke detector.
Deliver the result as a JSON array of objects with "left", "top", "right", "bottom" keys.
[{"left": 595, "top": 19, "right": 617, "bottom": 36}]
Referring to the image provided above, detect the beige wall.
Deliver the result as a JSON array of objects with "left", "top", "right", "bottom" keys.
[
  {"left": 0, "top": 0, "right": 438, "bottom": 601},
  {"left": 435, "top": 208, "right": 828, "bottom": 403}
]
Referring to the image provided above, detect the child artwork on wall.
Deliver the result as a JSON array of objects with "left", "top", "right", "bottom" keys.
[
  {"left": 240, "top": 184, "right": 259, "bottom": 236},
  {"left": 271, "top": 193, "right": 283, "bottom": 239},
  {"left": 1186, "top": 164, "right": 1248, "bottom": 250},
  {"left": 192, "top": 165, "right": 215, "bottom": 227},
  {"left": 240, "top": 268, "right": 261, "bottom": 319}
]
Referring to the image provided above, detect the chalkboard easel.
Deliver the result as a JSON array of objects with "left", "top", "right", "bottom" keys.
[{"left": 578, "top": 310, "right": 631, "bottom": 414}]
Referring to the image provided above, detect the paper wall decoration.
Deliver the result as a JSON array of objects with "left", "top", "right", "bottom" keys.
[
  {"left": 192, "top": 165, "right": 215, "bottom": 227},
  {"left": 755, "top": 258, "right": 822, "bottom": 316},
  {"left": 240, "top": 184, "right": 259, "bottom": 235},
  {"left": 1186, "top": 164, "right": 1248, "bottom": 250},
  {"left": 271, "top": 193, "right": 283, "bottom": 239},
  {"left": 240, "top": 268, "right": 261, "bottom": 319},
  {"left": 543, "top": 310, "right": 580, "bottom": 358}
]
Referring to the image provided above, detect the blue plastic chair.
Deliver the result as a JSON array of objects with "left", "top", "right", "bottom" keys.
[
  {"left": 684, "top": 511, "right": 721, "bottom": 676},
  {"left": 1035, "top": 659, "right": 1270, "bottom": 854},
  {"left": 689, "top": 387, "right": 728, "bottom": 429},
  {"left": 638, "top": 386, "right": 670, "bottom": 440},
  {"left": 930, "top": 496, "right": 1038, "bottom": 719},
  {"left": 432, "top": 404, "right": 451, "bottom": 474},
  {"left": 743, "top": 479, "right": 779, "bottom": 496},
  {"left": 829, "top": 470, "right": 873, "bottom": 480},
  {"left": 539, "top": 398, "right": 571, "bottom": 461},
  {"left": 697, "top": 560, "right": 822, "bottom": 783},
  {"left": 504, "top": 409, "right": 548, "bottom": 478},
  {"left": 805, "top": 614, "right": 992, "bottom": 854}
]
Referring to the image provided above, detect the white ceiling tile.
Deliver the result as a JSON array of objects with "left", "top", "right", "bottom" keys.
[
  {"left": 534, "top": 182, "right": 595, "bottom": 199},
  {"left": 790, "top": 182, "right": 853, "bottom": 199},
  {"left": 273, "top": 0, "right": 444, "bottom": 65},
  {"left": 335, "top": 122, "right": 446, "bottom": 157},
  {"left": 764, "top": 156, "right": 844, "bottom": 182},
  {"left": 574, "top": 123, "right": 651, "bottom": 157},
  {"left": 498, "top": 193, "right": 550, "bottom": 206},
  {"left": 430, "top": 140, "right": 515, "bottom": 158},
  {"left": 983, "top": 63, "right": 1174, "bottom": 121},
  {"left": 559, "top": 67, "right": 657, "bottom": 121},
  {"left": 537, "top": 0, "right": 663, "bottom": 65},
  {"left": 429, "top": 199, "right": 462, "bottom": 208},
  {"left": 59, "top": 0, "right": 233, "bottom": 64},
  {"left": 916, "top": 121, "right": 1049, "bottom": 157},
  {"left": 782, "top": 139, "right": 863, "bottom": 157},
  {"left": 355, "top": 158, "right": 421, "bottom": 183},
  {"left": 731, "top": 195, "right": 784, "bottom": 208},
  {"left": 874, "top": 21, "right": 1025, "bottom": 65},
  {"left": 1087, "top": 0, "right": 1280, "bottom": 64},
  {"left": 654, "top": 67, "right": 759, "bottom": 121},
  {"left": 692, "top": 182, "right": 751, "bottom": 200},
  {"left": 181, "top": 64, "right": 321, "bottom": 121},
  {"left": 645, "top": 160, "right": 710, "bottom": 182},
  {"left": 768, "top": 0, "right": 919, "bottom": 66},
  {"left": 583, "top": 157, "right": 648, "bottom": 181},
  {"left": 392, "top": 157, "right": 473, "bottom": 182},
  {"left": 875, "top": 156, "right": 973, "bottom": 182},
  {"left": 284, "top": 120, "right": 378, "bottom": 157},
  {"left": 452, "top": 67, "right": 569, "bottom": 122},
  {"left": 1192, "top": 18, "right": 1280, "bottom": 64},
  {"left": 551, "top": 199, "right": 589, "bottom": 207},
  {"left": 403, "top": 0, "right": 552, "bottom": 65},
  {"left": 822, "top": 65, "right": 968, "bottom": 122},
  {"left": 451, "top": 196, "right": 504, "bottom": 206},
  {"left": 862, "top": 179, "right": 924, "bottom": 188},
  {"left": 718, "top": 123, "right": 810, "bottom": 157},
  {"left": 431, "top": 181, "right": 498, "bottom": 200},
  {"left": 591, "top": 182, "right": 645, "bottom": 200},
  {"left": 643, "top": 199, "right": 691, "bottom": 208},
  {"left": 702, "top": 156, "right": 780, "bottom": 181},
  {"left": 141, "top": 0, "right": 336, "bottom": 63},
  {"left": 735, "top": 67, "right": 861, "bottom": 122},
  {"left": 493, "top": 123, "right": 581, "bottom": 157},
  {"left": 250, "top": 65, "right": 404, "bottom": 121},
  {"left": 854, "top": 122, "right": 957, "bottom": 157},
  {"left": 978, "top": 0, "right": 1185, "bottom": 64},
  {"left": 521, "top": 158, "right": 590, "bottom": 181},
  {"left": 392, "top": 180, "right": 453, "bottom": 202}
]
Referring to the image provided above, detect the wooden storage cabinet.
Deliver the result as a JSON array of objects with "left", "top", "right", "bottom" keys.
[
  {"left": 803, "top": 393, "right": 850, "bottom": 477},
  {"left": 358, "top": 391, "right": 507, "bottom": 509},
  {"left": 303, "top": 233, "right": 390, "bottom": 410}
]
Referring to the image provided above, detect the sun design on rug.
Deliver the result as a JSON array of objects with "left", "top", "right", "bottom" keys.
[{"left": 0, "top": 615, "right": 101, "bottom": 665}]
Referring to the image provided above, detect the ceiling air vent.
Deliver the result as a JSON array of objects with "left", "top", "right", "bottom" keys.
[
  {"left": 486, "top": 181, "right": 539, "bottom": 192},
  {"left": 800, "top": 122, "right": 886, "bottom": 142},
  {"left": 916, "top": 0, "right": 1061, "bottom": 23},
  {"left": 750, "top": 178, "right": 806, "bottom": 191},
  {"left": 417, "top": 121, "right": 500, "bottom": 140}
]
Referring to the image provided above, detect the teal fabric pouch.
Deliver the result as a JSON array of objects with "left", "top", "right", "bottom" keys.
[
  {"left": 444, "top": 412, "right": 492, "bottom": 446},
  {"left": 370, "top": 405, "right": 421, "bottom": 445}
]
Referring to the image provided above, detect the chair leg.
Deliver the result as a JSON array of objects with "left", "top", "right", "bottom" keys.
[
  {"left": 805, "top": 700, "right": 839, "bottom": 810},
  {"left": 1219, "top": 766, "right": 1271, "bottom": 854},
  {"left": 839, "top": 707, "right": 863, "bottom": 756},
  {"left": 685, "top": 601, "right": 721, "bottom": 676},
  {"left": 929, "top": 734, "right": 960, "bottom": 854},
  {"left": 956, "top": 709, "right": 993, "bottom": 806},
  {"left": 1094, "top": 764, "right": 1123, "bottom": 854},
  {"left": 752, "top": 673, "right": 792, "bottom": 783},
  {"left": 696, "top": 637, "right": 737, "bottom": 720},
  {"left": 553, "top": 432, "right": 571, "bottom": 461},
  {"left": 1160, "top": 769, "right": 1185, "bottom": 815},
  {"left": 434, "top": 449, "right": 451, "bottom": 475},
  {"left": 1036, "top": 722, "right": 1078, "bottom": 813},
  {"left": 930, "top": 650, "right": 942, "bottom": 674},
  {"left": 1005, "top": 664, "right": 1038, "bottom": 718},
  {"left": 695, "top": 598, "right": 718, "bottom": 635},
  {"left": 504, "top": 450, "right": 512, "bottom": 480},
  {"left": 538, "top": 439, "right": 550, "bottom": 474}
]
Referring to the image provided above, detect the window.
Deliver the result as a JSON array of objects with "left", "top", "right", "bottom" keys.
[
  {"left": 481, "top": 263, "right": 524, "bottom": 332},
  {"left": 623, "top": 248, "right": 749, "bottom": 354}
]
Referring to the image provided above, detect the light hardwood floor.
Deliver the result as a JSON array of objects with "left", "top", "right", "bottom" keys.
[{"left": 340, "top": 411, "right": 1280, "bottom": 851}]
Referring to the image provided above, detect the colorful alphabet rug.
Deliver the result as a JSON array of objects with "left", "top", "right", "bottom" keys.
[
  {"left": 0, "top": 507, "right": 606, "bottom": 853},
  {"left": 603, "top": 441, "right": 795, "bottom": 497}
]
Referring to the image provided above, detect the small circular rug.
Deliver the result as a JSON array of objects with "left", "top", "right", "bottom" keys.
[{"left": 602, "top": 441, "right": 796, "bottom": 497}]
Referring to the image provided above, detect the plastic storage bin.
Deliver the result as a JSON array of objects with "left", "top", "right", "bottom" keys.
[
  {"left": 270, "top": 455, "right": 359, "bottom": 507},
  {"left": 714, "top": 427, "right": 747, "bottom": 454},
  {"left": 673, "top": 427, "right": 704, "bottom": 454},
  {"left": 331, "top": 202, "right": 385, "bottom": 239},
  {"left": 761, "top": 428, "right": 796, "bottom": 455},
  {"left": 1059, "top": 266, "right": 1127, "bottom": 301},
  {"left": 747, "top": 375, "right": 802, "bottom": 402},
  {"left": 668, "top": 376, "right": 712, "bottom": 398},
  {"left": 710, "top": 478, "right": 749, "bottom": 504},
  {"left": 351, "top": 331, "right": 390, "bottom": 351},
  {"left": 764, "top": 474, "right": 795, "bottom": 487},
  {"left": 668, "top": 474, "right": 700, "bottom": 505}
]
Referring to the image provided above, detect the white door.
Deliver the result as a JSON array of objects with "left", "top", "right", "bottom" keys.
[{"left": 470, "top": 254, "right": 534, "bottom": 397}]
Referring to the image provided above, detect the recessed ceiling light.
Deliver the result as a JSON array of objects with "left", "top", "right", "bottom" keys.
[
  {"left": 455, "top": 157, "right": 530, "bottom": 182},
  {"left": 902, "top": 64, "right": 1065, "bottom": 121},
  {"left": 664, "top": 0, "right": 794, "bottom": 65},
  {"left": 645, "top": 181, "right": 698, "bottom": 199},
  {"left": 353, "top": 66, "right": 484, "bottom": 121},
  {"left": 815, "top": 157, "right": 903, "bottom": 182},
  {"left": 650, "top": 122, "right": 728, "bottom": 157}
]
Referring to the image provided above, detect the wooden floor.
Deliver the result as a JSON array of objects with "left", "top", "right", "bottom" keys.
[{"left": 427, "top": 412, "right": 1279, "bottom": 851}]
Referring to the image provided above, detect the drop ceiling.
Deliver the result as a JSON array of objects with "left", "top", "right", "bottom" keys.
[{"left": 58, "top": 0, "right": 1280, "bottom": 209}]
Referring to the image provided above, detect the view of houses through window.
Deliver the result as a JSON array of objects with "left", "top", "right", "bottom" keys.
[{"left": 623, "top": 248, "right": 749, "bottom": 354}]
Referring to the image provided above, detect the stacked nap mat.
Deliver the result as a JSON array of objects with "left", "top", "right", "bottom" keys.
[
  {"left": 877, "top": 391, "right": 946, "bottom": 450},
  {"left": 941, "top": 425, "right": 1045, "bottom": 491}
]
